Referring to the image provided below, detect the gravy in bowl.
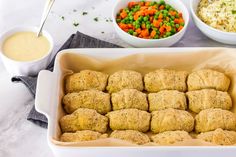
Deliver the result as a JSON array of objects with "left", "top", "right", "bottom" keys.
[{"left": 2, "top": 31, "right": 50, "bottom": 62}]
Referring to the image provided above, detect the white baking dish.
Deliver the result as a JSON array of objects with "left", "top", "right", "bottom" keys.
[{"left": 35, "top": 48, "right": 236, "bottom": 157}]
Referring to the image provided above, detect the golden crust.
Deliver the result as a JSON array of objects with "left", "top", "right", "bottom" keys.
[
  {"left": 151, "top": 131, "right": 192, "bottom": 145},
  {"left": 187, "top": 89, "right": 232, "bottom": 113},
  {"left": 106, "top": 109, "right": 151, "bottom": 132},
  {"left": 195, "top": 108, "right": 236, "bottom": 133},
  {"left": 144, "top": 69, "right": 188, "bottom": 92},
  {"left": 65, "top": 70, "right": 108, "bottom": 93},
  {"left": 197, "top": 128, "right": 236, "bottom": 145},
  {"left": 63, "top": 90, "right": 111, "bottom": 114},
  {"left": 106, "top": 70, "right": 143, "bottom": 93},
  {"left": 110, "top": 130, "right": 150, "bottom": 145},
  {"left": 60, "top": 108, "right": 108, "bottom": 133},
  {"left": 111, "top": 89, "right": 148, "bottom": 111},
  {"left": 187, "top": 69, "right": 230, "bottom": 91},
  {"left": 151, "top": 108, "right": 194, "bottom": 133},
  {"left": 148, "top": 90, "right": 187, "bottom": 112},
  {"left": 60, "top": 130, "right": 108, "bottom": 142}
]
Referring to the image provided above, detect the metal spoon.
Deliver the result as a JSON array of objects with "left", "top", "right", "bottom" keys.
[{"left": 37, "top": 0, "right": 55, "bottom": 37}]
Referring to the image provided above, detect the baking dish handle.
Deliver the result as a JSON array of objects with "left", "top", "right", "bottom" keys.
[{"left": 35, "top": 70, "right": 56, "bottom": 118}]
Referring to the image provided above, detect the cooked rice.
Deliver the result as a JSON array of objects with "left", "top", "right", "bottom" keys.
[{"left": 198, "top": 0, "right": 236, "bottom": 32}]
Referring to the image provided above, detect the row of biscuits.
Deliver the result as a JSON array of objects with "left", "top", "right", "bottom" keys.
[
  {"left": 60, "top": 108, "right": 236, "bottom": 145},
  {"left": 60, "top": 68, "right": 236, "bottom": 145},
  {"left": 65, "top": 69, "right": 231, "bottom": 94},
  {"left": 63, "top": 88, "right": 232, "bottom": 114}
]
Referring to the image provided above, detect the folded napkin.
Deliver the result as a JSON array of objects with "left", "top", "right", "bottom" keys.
[{"left": 12, "top": 31, "right": 121, "bottom": 128}]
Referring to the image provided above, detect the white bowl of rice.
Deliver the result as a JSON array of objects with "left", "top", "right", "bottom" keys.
[{"left": 190, "top": 0, "right": 236, "bottom": 45}]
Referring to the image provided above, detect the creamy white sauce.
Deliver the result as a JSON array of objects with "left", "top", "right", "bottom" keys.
[{"left": 2, "top": 31, "right": 50, "bottom": 61}]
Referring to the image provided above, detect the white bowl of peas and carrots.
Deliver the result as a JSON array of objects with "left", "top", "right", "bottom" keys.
[{"left": 112, "top": 0, "right": 189, "bottom": 47}]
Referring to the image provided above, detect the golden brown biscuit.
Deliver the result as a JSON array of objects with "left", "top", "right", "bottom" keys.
[
  {"left": 151, "top": 108, "right": 194, "bottom": 133},
  {"left": 106, "top": 70, "right": 143, "bottom": 93},
  {"left": 187, "top": 69, "right": 230, "bottom": 91},
  {"left": 151, "top": 131, "right": 192, "bottom": 145},
  {"left": 187, "top": 89, "right": 232, "bottom": 113},
  {"left": 144, "top": 69, "right": 188, "bottom": 92},
  {"left": 148, "top": 90, "right": 187, "bottom": 112},
  {"left": 195, "top": 108, "right": 236, "bottom": 133},
  {"left": 63, "top": 90, "right": 111, "bottom": 114},
  {"left": 106, "top": 109, "right": 151, "bottom": 132},
  {"left": 110, "top": 130, "right": 150, "bottom": 145},
  {"left": 60, "top": 108, "right": 108, "bottom": 133},
  {"left": 111, "top": 89, "right": 148, "bottom": 111},
  {"left": 65, "top": 70, "right": 108, "bottom": 93},
  {"left": 197, "top": 128, "right": 236, "bottom": 145},
  {"left": 61, "top": 130, "right": 108, "bottom": 142}
]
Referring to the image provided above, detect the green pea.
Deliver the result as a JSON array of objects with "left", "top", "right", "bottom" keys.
[
  {"left": 128, "top": 29, "right": 134, "bottom": 35},
  {"left": 163, "top": 10, "right": 168, "bottom": 14},
  {"left": 160, "top": 22, "right": 163, "bottom": 26},
  {"left": 180, "top": 22, "right": 185, "bottom": 26},
  {"left": 152, "top": 27, "right": 158, "bottom": 31},
  {"left": 171, "top": 16, "right": 175, "bottom": 20},
  {"left": 159, "top": 0, "right": 165, "bottom": 5},
  {"left": 165, "top": 4, "right": 171, "bottom": 10},
  {"left": 150, "top": 1, "right": 156, "bottom": 6},
  {"left": 135, "top": 24, "right": 141, "bottom": 29},
  {"left": 143, "top": 16, "right": 149, "bottom": 22},
  {"left": 146, "top": 24, "right": 151, "bottom": 29},
  {"left": 175, "top": 14, "right": 179, "bottom": 18},
  {"left": 154, "top": 34, "right": 159, "bottom": 39},
  {"left": 129, "top": 16, "right": 134, "bottom": 21},
  {"left": 166, "top": 23, "right": 171, "bottom": 26},
  {"left": 171, "top": 28, "right": 176, "bottom": 33},
  {"left": 166, "top": 32, "right": 171, "bottom": 36},
  {"left": 116, "top": 19, "right": 121, "bottom": 23},
  {"left": 176, "top": 24, "right": 180, "bottom": 28},
  {"left": 138, "top": 16, "right": 143, "bottom": 21},
  {"left": 124, "top": 8, "right": 129, "bottom": 13},
  {"left": 133, "top": 32, "right": 138, "bottom": 36}
]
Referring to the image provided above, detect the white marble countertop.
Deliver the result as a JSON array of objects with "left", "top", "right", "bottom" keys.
[{"left": 0, "top": 0, "right": 234, "bottom": 157}]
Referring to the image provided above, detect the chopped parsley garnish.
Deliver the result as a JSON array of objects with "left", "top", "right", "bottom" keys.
[
  {"left": 94, "top": 17, "right": 99, "bottom": 22},
  {"left": 73, "top": 22, "right": 79, "bottom": 27},
  {"left": 82, "top": 12, "right": 88, "bottom": 15}
]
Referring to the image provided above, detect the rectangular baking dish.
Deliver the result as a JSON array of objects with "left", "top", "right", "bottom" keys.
[{"left": 35, "top": 48, "right": 236, "bottom": 157}]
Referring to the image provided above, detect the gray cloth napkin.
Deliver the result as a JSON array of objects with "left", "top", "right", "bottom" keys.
[{"left": 11, "top": 31, "right": 121, "bottom": 128}]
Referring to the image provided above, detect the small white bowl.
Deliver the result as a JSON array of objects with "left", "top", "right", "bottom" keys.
[
  {"left": 190, "top": 0, "right": 236, "bottom": 45},
  {"left": 112, "top": 0, "right": 190, "bottom": 47},
  {"left": 0, "top": 26, "right": 54, "bottom": 76}
]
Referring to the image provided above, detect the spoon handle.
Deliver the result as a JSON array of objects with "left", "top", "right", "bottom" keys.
[{"left": 37, "top": 0, "right": 55, "bottom": 37}]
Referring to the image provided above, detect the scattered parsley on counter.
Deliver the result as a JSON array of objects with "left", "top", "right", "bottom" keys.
[
  {"left": 101, "top": 31, "right": 105, "bottom": 34},
  {"left": 82, "top": 12, "right": 88, "bottom": 15},
  {"left": 94, "top": 17, "right": 99, "bottom": 22},
  {"left": 73, "top": 22, "right": 79, "bottom": 27},
  {"left": 61, "top": 16, "right": 65, "bottom": 20}
]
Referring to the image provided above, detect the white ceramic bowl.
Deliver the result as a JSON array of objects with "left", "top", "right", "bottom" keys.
[
  {"left": 0, "top": 26, "right": 54, "bottom": 76},
  {"left": 112, "top": 0, "right": 189, "bottom": 47},
  {"left": 190, "top": 0, "right": 236, "bottom": 45}
]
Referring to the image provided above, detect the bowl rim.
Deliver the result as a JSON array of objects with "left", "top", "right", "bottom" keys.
[
  {"left": 112, "top": 0, "right": 190, "bottom": 42},
  {"left": 0, "top": 26, "right": 54, "bottom": 64},
  {"left": 190, "top": 0, "right": 236, "bottom": 36}
]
